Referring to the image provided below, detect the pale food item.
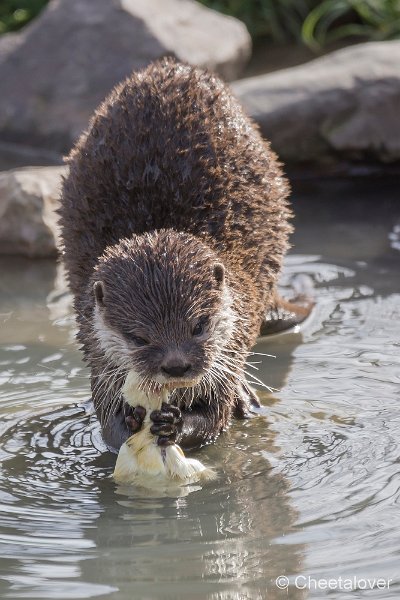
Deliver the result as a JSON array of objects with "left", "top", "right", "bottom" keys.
[{"left": 113, "top": 371, "right": 216, "bottom": 486}]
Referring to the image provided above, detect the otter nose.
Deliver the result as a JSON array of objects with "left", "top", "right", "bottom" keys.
[{"left": 161, "top": 362, "right": 191, "bottom": 378}]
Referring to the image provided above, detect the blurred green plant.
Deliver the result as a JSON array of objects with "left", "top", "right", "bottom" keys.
[
  {"left": 302, "top": 0, "right": 400, "bottom": 50},
  {"left": 200, "top": 0, "right": 400, "bottom": 49},
  {"left": 0, "top": 0, "right": 48, "bottom": 34},
  {"left": 200, "top": 0, "right": 313, "bottom": 42}
]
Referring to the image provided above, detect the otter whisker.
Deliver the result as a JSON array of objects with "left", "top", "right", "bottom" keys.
[
  {"left": 97, "top": 366, "right": 126, "bottom": 426},
  {"left": 243, "top": 370, "right": 277, "bottom": 393},
  {"left": 93, "top": 365, "right": 122, "bottom": 402},
  {"left": 92, "top": 365, "right": 123, "bottom": 389},
  {"left": 213, "top": 359, "right": 270, "bottom": 400},
  {"left": 244, "top": 361, "right": 262, "bottom": 371},
  {"left": 179, "top": 384, "right": 193, "bottom": 408},
  {"left": 95, "top": 365, "right": 125, "bottom": 412},
  {"left": 208, "top": 365, "right": 233, "bottom": 397},
  {"left": 138, "top": 374, "right": 152, "bottom": 396},
  {"left": 104, "top": 373, "right": 127, "bottom": 423},
  {"left": 249, "top": 351, "right": 276, "bottom": 359}
]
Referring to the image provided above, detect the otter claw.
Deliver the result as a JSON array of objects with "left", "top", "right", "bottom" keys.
[
  {"left": 162, "top": 402, "right": 181, "bottom": 418},
  {"left": 157, "top": 435, "right": 177, "bottom": 447},
  {"left": 150, "top": 410, "right": 174, "bottom": 424},
  {"left": 150, "top": 403, "right": 182, "bottom": 446},
  {"left": 150, "top": 423, "right": 174, "bottom": 436},
  {"left": 125, "top": 405, "right": 146, "bottom": 433}
]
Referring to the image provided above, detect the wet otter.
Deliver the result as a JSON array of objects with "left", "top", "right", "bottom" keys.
[{"left": 59, "top": 58, "right": 306, "bottom": 452}]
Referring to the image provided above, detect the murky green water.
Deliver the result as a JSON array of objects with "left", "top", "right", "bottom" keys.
[{"left": 0, "top": 179, "right": 399, "bottom": 599}]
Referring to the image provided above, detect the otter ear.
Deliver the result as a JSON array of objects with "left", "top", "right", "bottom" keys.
[
  {"left": 213, "top": 263, "right": 225, "bottom": 286},
  {"left": 93, "top": 281, "right": 105, "bottom": 307}
]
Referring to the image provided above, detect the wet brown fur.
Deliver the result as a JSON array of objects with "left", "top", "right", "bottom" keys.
[{"left": 58, "top": 58, "right": 292, "bottom": 451}]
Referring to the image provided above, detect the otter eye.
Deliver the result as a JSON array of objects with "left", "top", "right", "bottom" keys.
[
  {"left": 192, "top": 318, "right": 208, "bottom": 337},
  {"left": 132, "top": 336, "right": 149, "bottom": 347}
]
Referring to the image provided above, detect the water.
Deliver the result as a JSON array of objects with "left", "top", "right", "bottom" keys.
[{"left": 0, "top": 179, "right": 399, "bottom": 599}]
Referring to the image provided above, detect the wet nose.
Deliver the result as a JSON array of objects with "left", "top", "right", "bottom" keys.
[{"left": 161, "top": 362, "right": 191, "bottom": 378}]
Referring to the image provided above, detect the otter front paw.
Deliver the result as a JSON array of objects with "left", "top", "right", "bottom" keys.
[
  {"left": 150, "top": 402, "right": 183, "bottom": 446},
  {"left": 125, "top": 405, "right": 146, "bottom": 434}
]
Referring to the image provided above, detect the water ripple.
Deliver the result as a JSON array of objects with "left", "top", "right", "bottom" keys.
[{"left": 1, "top": 242, "right": 400, "bottom": 598}]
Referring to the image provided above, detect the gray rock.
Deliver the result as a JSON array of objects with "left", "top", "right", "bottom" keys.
[
  {"left": 0, "top": 0, "right": 251, "bottom": 153},
  {"left": 0, "top": 166, "right": 66, "bottom": 257},
  {"left": 233, "top": 41, "right": 400, "bottom": 164}
]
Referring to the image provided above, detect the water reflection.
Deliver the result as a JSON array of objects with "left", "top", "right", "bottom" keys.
[
  {"left": 89, "top": 422, "right": 306, "bottom": 599},
  {"left": 0, "top": 393, "right": 307, "bottom": 600}
]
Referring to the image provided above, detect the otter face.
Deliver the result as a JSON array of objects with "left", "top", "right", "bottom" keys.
[{"left": 92, "top": 231, "right": 236, "bottom": 393}]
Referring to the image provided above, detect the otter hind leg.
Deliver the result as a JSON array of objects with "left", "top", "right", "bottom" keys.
[
  {"left": 260, "top": 297, "right": 314, "bottom": 336},
  {"left": 233, "top": 380, "right": 261, "bottom": 419}
]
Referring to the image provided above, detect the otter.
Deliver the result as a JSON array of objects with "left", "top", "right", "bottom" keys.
[{"left": 59, "top": 58, "right": 308, "bottom": 453}]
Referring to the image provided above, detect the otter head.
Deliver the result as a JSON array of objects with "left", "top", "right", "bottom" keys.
[{"left": 92, "top": 230, "right": 236, "bottom": 395}]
